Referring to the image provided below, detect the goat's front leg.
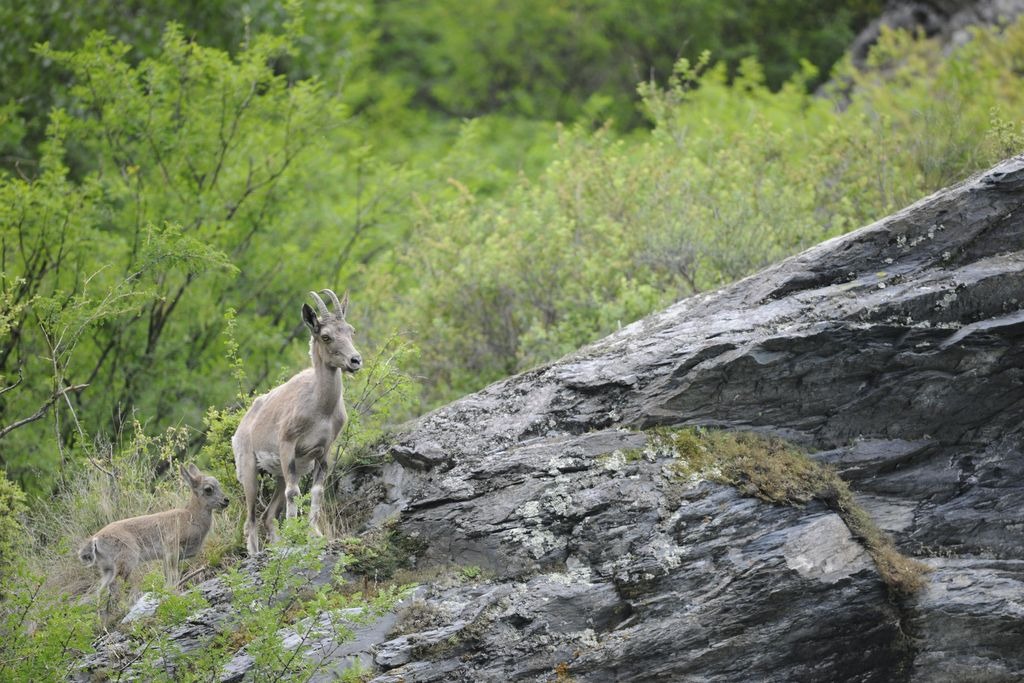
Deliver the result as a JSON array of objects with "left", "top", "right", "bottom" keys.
[
  {"left": 309, "top": 458, "right": 327, "bottom": 537},
  {"left": 280, "top": 440, "right": 302, "bottom": 519},
  {"left": 96, "top": 566, "right": 117, "bottom": 608},
  {"left": 264, "top": 476, "right": 286, "bottom": 545}
]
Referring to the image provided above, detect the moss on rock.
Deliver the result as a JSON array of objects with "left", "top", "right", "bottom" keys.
[{"left": 651, "top": 427, "right": 929, "bottom": 596}]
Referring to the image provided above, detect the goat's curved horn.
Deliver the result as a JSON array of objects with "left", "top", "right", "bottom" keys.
[
  {"left": 322, "top": 289, "right": 342, "bottom": 312},
  {"left": 309, "top": 291, "right": 329, "bottom": 318}
]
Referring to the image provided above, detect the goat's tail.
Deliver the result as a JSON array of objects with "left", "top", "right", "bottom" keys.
[{"left": 78, "top": 537, "right": 98, "bottom": 566}]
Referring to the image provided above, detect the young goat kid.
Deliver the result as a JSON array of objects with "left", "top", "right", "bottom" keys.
[
  {"left": 79, "top": 464, "right": 229, "bottom": 606},
  {"left": 233, "top": 289, "right": 361, "bottom": 555}
]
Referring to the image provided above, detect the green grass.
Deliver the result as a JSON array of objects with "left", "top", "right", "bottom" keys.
[{"left": 651, "top": 427, "right": 929, "bottom": 596}]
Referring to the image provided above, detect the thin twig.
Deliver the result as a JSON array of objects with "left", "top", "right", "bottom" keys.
[
  {"left": 87, "top": 457, "right": 115, "bottom": 479},
  {"left": 176, "top": 564, "right": 209, "bottom": 589}
]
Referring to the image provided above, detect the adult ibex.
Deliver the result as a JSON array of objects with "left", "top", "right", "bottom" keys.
[
  {"left": 233, "top": 289, "right": 361, "bottom": 555},
  {"left": 79, "top": 464, "right": 229, "bottom": 605}
]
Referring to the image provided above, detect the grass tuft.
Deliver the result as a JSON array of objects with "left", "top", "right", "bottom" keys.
[{"left": 652, "top": 427, "right": 930, "bottom": 596}]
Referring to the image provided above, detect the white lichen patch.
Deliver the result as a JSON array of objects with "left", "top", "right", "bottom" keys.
[
  {"left": 505, "top": 527, "right": 565, "bottom": 560},
  {"left": 518, "top": 500, "right": 542, "bottom": 520},
  {"left": 575, "top": 628, "right": 599, "bottom": 648},
  {"left": 546, "top": 454, "right": 578, "bottom": 474},
  {"left": 542, "top": 562, "right": 595, "bottom": 586},
  {"left": 670, "top": 461, "right": 724, "bottom": 487},
  {"left": 647, "top": 536, "right": 685, "bottom": 571},
  {"left": 440, "top": 472, "right": 475, "bottom": 498},
  {"left": 601, "top": 450, "right": 627, "bottom": 472},
  {"left": 936, "top": 290, "right": 958, "bottom": 310},
  {"left": 543, "top": 487, "right": 574, "bottom": 517}
]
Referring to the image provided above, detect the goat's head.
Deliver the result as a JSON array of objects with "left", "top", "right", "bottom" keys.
[
  {"left": 302, "top": 289, "right": 362, "bottom": 373},
  {"left": 181, "top": 463, "right": 230, "bottom": 511}
]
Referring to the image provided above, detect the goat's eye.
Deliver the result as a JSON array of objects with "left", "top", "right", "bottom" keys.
[
  {"left": 321, "top": 334, "right": 331, "bottom": 342},
  {"left": 204, "top": 485, "right": 213, "bottom": 494}
]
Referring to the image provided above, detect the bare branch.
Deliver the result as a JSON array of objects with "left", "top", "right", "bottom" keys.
[
  {"left": 0, "top": 383, "right": 89, "bottom": 441},
  {"left": 0, "top": 371, "right": 23, "bottom": 397}
]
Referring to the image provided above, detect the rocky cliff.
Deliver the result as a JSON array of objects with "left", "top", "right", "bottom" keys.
[
  {"left": 80, "top": 156, "right": 1024, "bottom": 682},
  {"left": 849, "top": 0, "right": 1024, "bottom": 67}
]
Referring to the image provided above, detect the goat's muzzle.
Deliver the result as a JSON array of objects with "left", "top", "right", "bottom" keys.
[{"left": 345, "top": 355, "right": 363, "bottom": 372}]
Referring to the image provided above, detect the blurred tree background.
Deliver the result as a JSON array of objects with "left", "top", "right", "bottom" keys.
[{"left": 1, "top": 0, "right": 1023, "bottom": 496}]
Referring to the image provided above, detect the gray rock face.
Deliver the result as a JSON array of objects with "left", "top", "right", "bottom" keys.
[
  {"left": 362, "top": 155, "right": 1024, "bottom": 681},
  {"left": 79, "top": 156, "right": 1024, "bottom": 681},
  {"left": 849, "top": 0, "right": 1024, "bottom": 68}
]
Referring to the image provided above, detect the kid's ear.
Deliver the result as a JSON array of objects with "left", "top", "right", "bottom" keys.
[
  {"left": 301, "top": 303, "right": 321, "bottom": 333},
  {"left": 181, "top": 464, "right": 200, "bottom": 487}
]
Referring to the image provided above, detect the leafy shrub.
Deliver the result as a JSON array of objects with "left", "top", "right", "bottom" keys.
[
  {"left": 381, "top": 19, "right": 1024, "bottom": 407},
  {"left": 0, "top": 472, "right": 25, "bottom": 586},
  {"left": 0, "top": 15, "right": 367, "bottom": 491}
]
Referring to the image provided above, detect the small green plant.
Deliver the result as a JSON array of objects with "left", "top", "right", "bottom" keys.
[
  {"left": 337, "top": 521, "right": 427, "bottom": 584},
  {"left": 388, "top": 598, "right": 451, "bottom": 639},
  {"left": 338, "top": 658, "right": 373, "bottom": 682},
  {"left": 987, "top": 107, "right": 1024, "bottom": 159},
  {"left": 459, "top": 565, "right": 483, "bottom": 581},
  {"left": 652, "top": 428, "right": 930, "bottom": 595}
]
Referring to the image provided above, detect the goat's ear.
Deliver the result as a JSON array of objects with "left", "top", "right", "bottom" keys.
[
  {"left": 301, "top": 303, "right": 321, "bottom": 333},
  {"left": 181, "top": 463, "right": 201, "bottom": 488},
  {"left": 339, "top": 290, "right": 350, "bottom": 318}
]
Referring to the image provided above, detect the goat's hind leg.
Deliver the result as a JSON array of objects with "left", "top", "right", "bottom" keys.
[
  {"left": 237, "top": 450, "right": 261, "bottom": 555},
  {"left": 309, "top": 458, "right": 327, "bottom": 537}
]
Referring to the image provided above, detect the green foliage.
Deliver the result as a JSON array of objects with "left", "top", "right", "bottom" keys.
[
  {"left": 0, "top": 571, "right": 97, "bottom": 680},
  {"left": 458, "top": 565, "right": 483, "bottom": 581},
  {"left": 0, "top": 472, "right": 26, "bottom": 586},
  {"left": 0, "top": 474, "right": 97, "bottom": 680},
  {"left": 379, "top": 19, "right": 1024, "bottom": 406},
  {"left": 652, "top": 427, "right": 929, "bottom": 595},
  {"left": 372, "top": 0, "right": 879, "bottom": 124},
  {"left": 0, "top": 19, "right": 352, "bottom": 490}
]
